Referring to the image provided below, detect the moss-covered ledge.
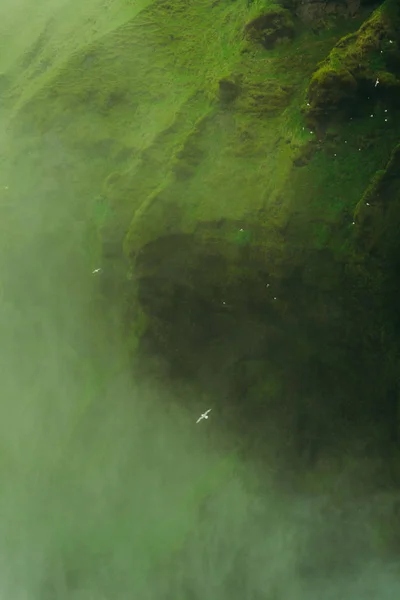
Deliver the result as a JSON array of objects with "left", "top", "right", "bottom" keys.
[{"left": 303, "top": 0, "right": 400, "bottom": 131}]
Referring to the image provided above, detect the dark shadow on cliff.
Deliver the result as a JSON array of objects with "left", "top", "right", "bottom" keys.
[{"left": 131, "top": 221, "right": 400, "bottom": 479}]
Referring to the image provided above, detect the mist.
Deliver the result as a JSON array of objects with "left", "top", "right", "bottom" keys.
[{"left": 1, "top": 0, "right": 400, "bottom": 598}]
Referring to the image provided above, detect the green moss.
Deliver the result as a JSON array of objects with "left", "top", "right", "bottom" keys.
[
  {"left": 236, "top": 81, "right": 293, "bottom": 114},
  {"left": 354, "top": 144, "right": 400, "bottom": 256},
  {"left": 244, "top": 5, "right": 295, "bottom": 49},
  {"left": 4, "top": 0, "right": 400, "bottom": 459},
  {"left": 304, "top": 0, "right": 400, "bottom": 129},
  {"left": 291, "top": 140, "right": 319, "bottom": 167}
]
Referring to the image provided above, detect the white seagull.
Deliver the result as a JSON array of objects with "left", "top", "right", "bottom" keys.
[
  {"left": 92, "top": 268, "right": 102, "bottom": 274},
  {"left": 196, "top": 409, "right": 212, "bottom": 424}
]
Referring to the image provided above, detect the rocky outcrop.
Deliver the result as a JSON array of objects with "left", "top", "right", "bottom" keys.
[
  {"left": 295, "top": 0, "right": 361, "bottom": 22},
  {"left": 303, "top": 0, "right": 400, "bottom": 130},
  {"left": 4, "top": 0, "right": 400, "bottom": 470},
  {"left": 354, "top": 142, "right": 400, "bottom": 256},
  {"left": 244, "top": 6, "right": 295, "bottom": 49}
]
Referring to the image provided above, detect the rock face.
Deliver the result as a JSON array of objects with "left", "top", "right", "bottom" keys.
[
  {"left": 307, "top": 66, "right": 359, "bottom": 125},
  {"left": 354, "top": 142, "right": 400, "bottom": 256},
  {"left": 3, "top": 0, "right": 400, "bottom": 471},
  {"left": 218, "top": 78, "right": 242, "bottom": 104},
  {"left": 303, "top": 0, "right": 400, "bottom": 130},
  {"left": 244, "top": 6, "right": 295, "bottom": 48},
  {"left": 295, "top": 0, "right": 361, "bottom": 22}
]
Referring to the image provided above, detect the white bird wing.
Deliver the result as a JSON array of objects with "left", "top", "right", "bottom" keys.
[{"left": 196, "top": 409, "right": 212, "bottom": 423}]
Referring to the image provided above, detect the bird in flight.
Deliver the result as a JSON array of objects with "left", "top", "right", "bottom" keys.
[
  {"left": 196, "top": 409, "right": 212, "bottom": 423},
  {"left": 92, "top": 268, "right": 102, "bottom": 274}
]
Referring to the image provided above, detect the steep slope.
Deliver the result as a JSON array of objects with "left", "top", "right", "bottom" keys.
[{"left": 2, "top": 0, "right": 400, "bottom": 470}]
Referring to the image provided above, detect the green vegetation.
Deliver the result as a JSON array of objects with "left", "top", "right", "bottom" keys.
[
  {"left": 1, "top": 0, "right": 400, "bottom": 471},
  {"left": 4, "top": 3, "right": 400, "bottom": 598},
  {"left": 304, "top": 0, "right": 400, "bottom": 129},
  {"left": 244, "top": 4, "right": 295, "bottom": 49}
]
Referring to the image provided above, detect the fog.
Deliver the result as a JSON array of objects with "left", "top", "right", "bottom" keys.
[{"left": 1, "top": 1, "right": 400, "bottom": 598}]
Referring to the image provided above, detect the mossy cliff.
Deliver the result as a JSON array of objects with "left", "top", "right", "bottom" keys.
[
  {"left": 2, "top": 0, "right": 400, "bottom": 472},
  {"left": 304, "top": 0, "right": 400, "bottom": 130}
]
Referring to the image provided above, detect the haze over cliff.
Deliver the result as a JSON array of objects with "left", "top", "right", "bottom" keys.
[{"left": 1, "top": 0, "right": 400, "bottom": 597}]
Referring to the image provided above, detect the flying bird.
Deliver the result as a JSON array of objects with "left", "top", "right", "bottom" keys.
[{"left": 196, "top": 409, "right": 212, "bottom": 424}]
